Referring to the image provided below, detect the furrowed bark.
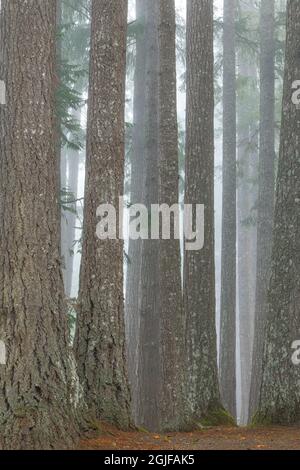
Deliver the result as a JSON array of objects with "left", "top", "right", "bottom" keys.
[
  {"left": 184, "top": 0, "right": 223, "bottom": 424},
  {"left": 255, "top": 0, "right": 300, "bottom": 425},
  {"left": 158, "top": 0, "right": 186, "bottom": 431},
  {"left": 74, "top": 0, "right": 131, "bottom": 429},
  {"left": 220, "top": 0, "right": 237, "bottom": 420},
  {"left": 137, "top": 0, "right": 161, "bottom": 431},
  {"left": 0, "top": 0, "right": 80, "bottom": 450},
  {"left": 249, "top": 0, "right": 275, "bottom": 422},
  {"left": 126, "top": 0, "right": 146, "bottom": 423}
]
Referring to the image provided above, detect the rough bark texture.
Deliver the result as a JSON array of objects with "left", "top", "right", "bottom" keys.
[
  {"left": 249, "top": 0, "right": 275, "bottom": 422},
  {"left": 74, "top": 0, "right": 131, "bottom": 429},
  {"left": 0, "top": 0, "right": 80, "bottom": 449},
  {"left": 220, "top": 0, "right": 237, "bottom": 420},
  {"left": 125, "top": 0, "right": 146, "bottom": 423},
  {"left": 137, "top": 0, "right": 161, "bottom": 431},
  {"left": 157, "top": 0, "right": 186, "bottom": 432},
  {"left": 255, "top": 0, "right": 300, "bottom": 425},
  {"left": 184, "top": 0, "right": 223, "bottom": 423}
]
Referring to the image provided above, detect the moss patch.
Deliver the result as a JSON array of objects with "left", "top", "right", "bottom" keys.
[{"left": 198, "top": 407, "right": 236, "bottom": 427}]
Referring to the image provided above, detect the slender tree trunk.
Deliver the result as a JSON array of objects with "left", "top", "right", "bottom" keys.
[
  {"left": 236, "top": 0, "right": 259, "bottom": 423},
  {"left": 0, "top": 0, "right": 80, "bottom": 449},
  {"left": 184, "top": 0, "right": 223, "bottom": 423},
  {"left": 137, "top": 0, "right": 161, "bottom": 431},
  {"left": 157, "top": 0, "right": 186, "bottom": 431},
  {"left": 237, "top": 132, "right": 257, "bottom": 425},
  {"left": 254, "top": 0, "right": 300, "bottom": 425},
  {"left": 74, "top": 0, "right": 131, "bottom": 429},
  {"left": 126, "top": 0, "right": 146, "bottom": 423},
  {"left": 249, "top": 0, "right": 275, "bottom": 422},
  {"left": 220, "top": 0, "right": 237, "bottom": 420}
]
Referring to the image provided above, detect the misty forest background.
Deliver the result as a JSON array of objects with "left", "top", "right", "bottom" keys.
[{"left": 0, "top": 0, "right": 299, "bottom": 450}]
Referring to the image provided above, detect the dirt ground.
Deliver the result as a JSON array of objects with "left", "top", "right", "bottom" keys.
[{"left": 79, "top": 423, "right": 300, "bottom": 450}]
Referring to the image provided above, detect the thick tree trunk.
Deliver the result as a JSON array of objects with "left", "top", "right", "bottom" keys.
[
  {"left": 0, "top": 0, "right": 80, "bottom": 449},
  {"left": 157, "top": 0, "right": 186, "bottom": 431},
  {"left": 74, "top": 0, "right": 131, "bottom": 429},
  {"left": 137, "top": 0, "right": 161, "bottom": 431},
  {"left": 184, "top": 0, "right": 223, "bottom": 423},
  {"left": 220, "top": 0, "right": 237, "bottom": 420},
  {"left": 125, "top": 0, "right": 146, "bottom": 423},
  {"left": 249, "top": 0, "right": 275, "bottom": 422},
  {"left": 255, "top": 0, "right": 300, "bottom": 425}
]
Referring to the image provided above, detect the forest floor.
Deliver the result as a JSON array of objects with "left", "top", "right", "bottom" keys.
[{"left": 79, "top": 422, "right": 300, "bottom": 450}]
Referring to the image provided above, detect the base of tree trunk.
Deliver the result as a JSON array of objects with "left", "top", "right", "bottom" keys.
[
  {"left": 84, "top": 403, "right": 133, "bottom": 432},
  {"left": 185, "top": 404, "right": 236, "bottom": 430},
  {"left": 251, "top": 407, "right": 300, "bottom": 427},
  {"left": 0, "top": 402, "right": 81, "bottom": 450}
]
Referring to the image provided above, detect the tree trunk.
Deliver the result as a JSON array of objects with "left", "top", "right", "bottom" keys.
[
  {"left": 0, "top": 0, "right": 80, "bottom": 449},
  {"left": 237, "top": 70, "right": 258, "bottom": 424},
  {"left": 157, "top": 0, "right": 186, "bottom": 431},
  {"left": 255, "top": 0, "right": 300, "bottom": 425},
  {"left": 220, "top": 0, "right": 237, "bottom": 420},
  {"left": 249, "top": 0, "right": 275, "bottom": 422},
  {"left": 74, "top": 0, "right": 131, "bottom": 429},
  {"left": 184, "top": 0, "right": 223, "bottom": 424},
  {"left": 125, "top": 0, "right": 146, "bottom": 423},
  {"left": 236, "top": 1, "right": 259, "bottom": 425},
  {"left": 137, "top": 0, "right": 161, "bottom": 431}
]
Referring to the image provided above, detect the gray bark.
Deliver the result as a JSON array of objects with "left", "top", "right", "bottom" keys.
[
  {"left": 125, "top": 0, "right": 146, "bottom": 423},
  {"left": 137, "top": 0, "right": 161, "bottom": 431},
  {"left": 184, "top": 0, "right": 223, "bottom": 423},
  {"left": 220, "top": 0, "right": 237, "bottom": 419},
  {"left": 74, "top": 0, "right": 131, "bottom": 429},
  {"left": 249, "top": 0, "right": 275, "bottom": 422},
  {"left": 137, "top": 0, "right": 187, "bottom": 432},
  {"left": 236, "top": 1, "right": 259, "bottom": 425},
  {"left": 157, "top": 0, "right": 186, "bottom": 431},
  {"left": 255, "top": 0, "right": 300, "bottom": 425},
  {"left": 0, "top": 0, "right": 80, "bottom": 449}
]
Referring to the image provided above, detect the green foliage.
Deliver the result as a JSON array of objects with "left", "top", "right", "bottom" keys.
[
  {"left": 56, "top": 0, "right": 90, "bottom": 152},
  {"left": 66, "top": 298, "right": 77, "bottom": 336},
  {"left": 56, "top": 61, "right": 86, "bottom": 150},
  {"left": 60, "top": 187, "right": 78, "bottom": 215}
]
